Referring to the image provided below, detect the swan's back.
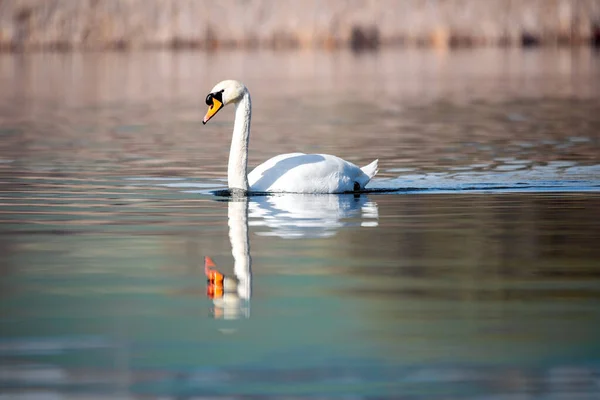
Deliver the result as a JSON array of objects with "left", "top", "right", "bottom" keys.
[{"left": 248, "top": 153, "right": 378, "bottom": 193}]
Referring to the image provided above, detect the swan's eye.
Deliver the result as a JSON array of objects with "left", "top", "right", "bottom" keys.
[
  {"left": 205, "top": 93, "right": 213, "bottom": 106},
  {"left": 213, "top": 90, "right": 224, "bottom": 104}
]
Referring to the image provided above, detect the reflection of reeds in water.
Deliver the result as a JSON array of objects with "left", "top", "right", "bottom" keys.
[
  {"left": 335, "top": 194, "right": 600, "bottom": 300},
  {"left": 316, "top": 194, "right": 600, "bottom": 366},
  {"left": 1, "top": 50, "right": 598, "bottom": 187}
]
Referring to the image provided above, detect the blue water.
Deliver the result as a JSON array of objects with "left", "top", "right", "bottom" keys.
[{"left": 1, "top": 49, "right": 600, "bottom": 398}]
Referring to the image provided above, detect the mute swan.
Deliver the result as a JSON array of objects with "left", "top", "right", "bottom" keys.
[{"left": 202, "top": 80, "right": 378, "bottom": 194}]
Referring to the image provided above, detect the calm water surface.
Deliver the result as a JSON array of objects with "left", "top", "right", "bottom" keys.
[{"left": 1, "top": 49, "right": 600, "bottom": 398}]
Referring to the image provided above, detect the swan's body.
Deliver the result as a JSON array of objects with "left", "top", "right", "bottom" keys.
[
  {"left": 248, "top": 152, "right": 378, "bottom": 193},
  {"left": 203, "top": 80, "right": 378, "bottom": 194}
]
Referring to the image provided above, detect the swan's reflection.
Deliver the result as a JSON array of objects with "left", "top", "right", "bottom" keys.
[
  {"left": 248, "top": 194, "right": 378, "bottom": 239},
  {"left": 206, "top": 198, "right": 251, "bottom": 320},
  {"left": 206, "top": 194, "right": 377, "bottom": 318}
]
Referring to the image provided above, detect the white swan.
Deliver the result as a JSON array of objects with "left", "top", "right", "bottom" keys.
[{"left": 202, "top": 80, "right": 378, "bottom": 194}]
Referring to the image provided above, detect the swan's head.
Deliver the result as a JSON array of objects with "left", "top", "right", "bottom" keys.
[{"left": 203, "top": 80, "right": 247, "bottom": 124}]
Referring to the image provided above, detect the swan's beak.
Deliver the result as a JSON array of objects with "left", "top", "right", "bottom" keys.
[
  {"left": 203, "top": 98, "right": 223, "bottom": 124},
  {"left": 204, "top": 256, "right": 217, "bottom": 275},
  {"left": 205, "top": 256, "right": 224, "bottom": 284}
]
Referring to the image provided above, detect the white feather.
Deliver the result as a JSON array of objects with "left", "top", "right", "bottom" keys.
[
  {"left": 248, "top": 153, "right": 377, "bottom": 193},
  {"left": 205, "top": 80, "right": 378, "bottom": 194}
]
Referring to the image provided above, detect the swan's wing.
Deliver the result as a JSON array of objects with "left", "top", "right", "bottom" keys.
[{"left": 248, "top": 153, "right": 373, "bottom": 193}]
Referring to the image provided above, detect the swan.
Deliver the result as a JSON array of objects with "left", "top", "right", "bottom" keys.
[{"left": 202, "top": 80, "right": 378, "bottom": 194}]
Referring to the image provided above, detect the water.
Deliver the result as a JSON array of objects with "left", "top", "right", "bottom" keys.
[{"left": 1, "top": 48, "right": 600, "bottom": 398}]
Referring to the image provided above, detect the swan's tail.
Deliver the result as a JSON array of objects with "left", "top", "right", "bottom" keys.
[{"left": 361, "top": 159, "right": 379, "bottom": 179}]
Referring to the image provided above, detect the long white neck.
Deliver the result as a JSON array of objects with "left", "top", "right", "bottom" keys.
[
  {"left": 228, "top": 199, "right": 251, "bottom": 299},
  {"left": 228, "top": 90, "right": 251, "bottom": 192}
]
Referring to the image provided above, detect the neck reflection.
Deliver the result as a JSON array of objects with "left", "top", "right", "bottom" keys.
[
  {"left": 206, "top": 194, "right": 378, "bottom": 319},
  {"left": 207, "top": 198, "right": 252, "bottom": 319}
]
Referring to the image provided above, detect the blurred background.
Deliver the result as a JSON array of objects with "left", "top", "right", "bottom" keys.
[
  {"left": 1, "top": 1, "right": 600, "bottom": 399},
  {"left": 1, "top": 0, "right": 600, "bottom": 51},
  {"left": 0, "top": 0, "right": 600, "bottom": 50}
]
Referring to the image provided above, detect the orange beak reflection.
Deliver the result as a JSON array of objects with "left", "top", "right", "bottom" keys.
[
  {"left": 203, "top": 98, "right": 223, "bottom": 124},
  {"left": 205, "top": 256, "right": 224, "bottom": 299}
]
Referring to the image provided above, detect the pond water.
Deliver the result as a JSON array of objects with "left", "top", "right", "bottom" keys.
[{"left": 0, "top": 48, "right": 599, "bottom": 398}]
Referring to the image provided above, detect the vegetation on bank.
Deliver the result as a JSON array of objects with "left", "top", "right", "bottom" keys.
[{"left": 1, "top": 0, "right": 599, "bottom": 51}]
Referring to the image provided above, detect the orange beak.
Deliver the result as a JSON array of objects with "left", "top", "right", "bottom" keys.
[
  {"left": 202, "top": 98, "right": 223, "bottom": 124},
  {"left": 205, "top": 256, "right": 217, "bottom": 272},
  {"left": 205, "top": 256, "right": 224, "bottom": 284},
  {"left": 207, "top": 283, "right": 223, "bottom": 299}
]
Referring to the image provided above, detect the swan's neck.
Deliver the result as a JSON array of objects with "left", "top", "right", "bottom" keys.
[
  {"left": 228, "top": 199, "right": 251, "bottom": 299},
  {"left": 228, "top": 90, "right": 251, "bottom": 192}
]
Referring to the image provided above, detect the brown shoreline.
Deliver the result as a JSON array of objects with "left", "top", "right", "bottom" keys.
[{"left": 1, "top": 0, "right": 599, "bottom": 52}]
